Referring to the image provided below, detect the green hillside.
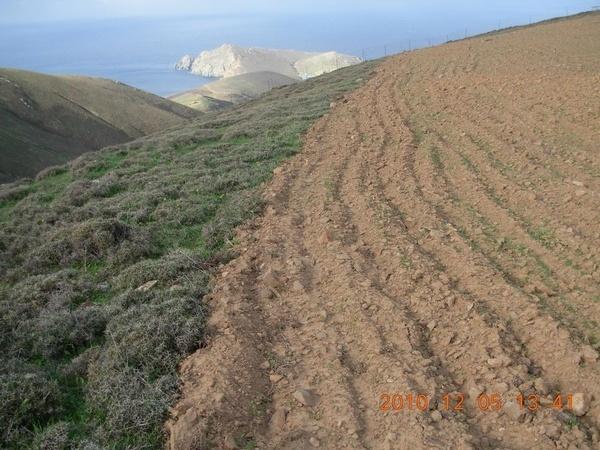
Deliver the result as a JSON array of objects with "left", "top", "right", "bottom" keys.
[
  {"left": 170, "top": 71, "right": 298, "bottom": 112},
  {"left": 0, "top": 60, "right": 377, "bottom": 449},
  {"left": 0, "top": 69, "right": 199, "bottom": 183}
]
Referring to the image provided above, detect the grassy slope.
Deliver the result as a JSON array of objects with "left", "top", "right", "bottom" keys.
[
  {"left": 0, "top": 68, "right": 199, "bottom": 183},
  {"left": 168, "top": 92, "right": 233, "bottom": 113},
  {"left": 170, "top": 71, "right": 299, "bottom": 112},
  {"left": 0, "top": 60, "right": 378, "bottom": 449}
]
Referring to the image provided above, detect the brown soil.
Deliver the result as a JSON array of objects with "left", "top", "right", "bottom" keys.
[{"left": 167, "top": 13, "right": 600, "bottom": 449}]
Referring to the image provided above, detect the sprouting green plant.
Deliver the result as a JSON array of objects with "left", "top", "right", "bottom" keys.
[{"left": 530, "top": 225, "right": 558, "bottom": 249}]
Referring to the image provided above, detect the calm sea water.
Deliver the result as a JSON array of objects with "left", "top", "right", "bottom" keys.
[{"left": 0, "top": 2, "right": 594, "bottom": 97}]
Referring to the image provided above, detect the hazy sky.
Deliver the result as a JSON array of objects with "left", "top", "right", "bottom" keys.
[
  {"left": 3, "top": 0, "right": 381, "bottom": 22},
  {"left": 1, "top": 0, "right": 596, "bottom": 23},
  {"left": 1, "top": 0, "right": 596, "bottom": 96}
]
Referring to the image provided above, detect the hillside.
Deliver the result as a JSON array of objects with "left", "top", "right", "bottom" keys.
[
  {"left": 176, "top": 44, "right": 362, "bottom": 79},
  {"left": 0, "top": 60, "right": 377, "bottom": 449},
  {"left": 0, "top": 68, "right": 199, "bottom": 183},
  {"left": 167, "top": 12, "right": 600, "bottom": 450},
  {"left": 170, "top": 71, "right": 299, "bottom": 112},
  {"left": 2, "top": 11, "right": 599, "bottom": 450}
]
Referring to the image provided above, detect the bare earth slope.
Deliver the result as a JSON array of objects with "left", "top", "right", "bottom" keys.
[
  {"left": 168, "top": 13, "right": 600, "bottom": 449},
  {"left": 0, "top": 68, "right": 199, "bottom": 182}
]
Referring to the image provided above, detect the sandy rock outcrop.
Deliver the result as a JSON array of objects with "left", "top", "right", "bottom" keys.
[
  {"left": 175, "top": 44, "right": 361, "bottom": 79},
  {"left": 294, "top": 51, "right": 362, "bottom": 79},
  {"left": 175, "top": 54, "right": 193, "bottom": 71}
]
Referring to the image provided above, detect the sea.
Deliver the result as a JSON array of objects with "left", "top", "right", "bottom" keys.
[{"left": 0, "top": 2, "right": 594, "bottom": 98}]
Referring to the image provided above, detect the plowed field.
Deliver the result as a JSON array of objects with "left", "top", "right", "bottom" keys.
[{"left": 167, "top": 13, "right": 600, "bottom": 449}]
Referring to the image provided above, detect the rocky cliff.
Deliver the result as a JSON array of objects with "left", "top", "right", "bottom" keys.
[{"left": 176, "top": 44, "right": 361, "bottom": 79}]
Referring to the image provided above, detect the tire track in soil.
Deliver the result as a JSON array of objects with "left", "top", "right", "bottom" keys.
[{"left": 167, "top": 14, "right": 600, "bottom": 450}]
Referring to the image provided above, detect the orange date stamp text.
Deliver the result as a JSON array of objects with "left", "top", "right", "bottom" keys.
[{"left": 379, "top": 392, "right": 576, "bottom": 413}]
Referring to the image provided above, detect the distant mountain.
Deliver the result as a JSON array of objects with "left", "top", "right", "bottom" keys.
[
  {"left": 170, "top": 71, "right": 299, "bottom": 112},
  {"left": 176, "top": 44, "right": 362, "bottom": 79},
  {"left": 0, "top": 68, "right": 199, "bottom": 183}
]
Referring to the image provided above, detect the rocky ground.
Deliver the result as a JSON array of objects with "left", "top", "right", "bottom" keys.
[{"left": 167, "top": 13, "right": 600, "bottom": 449}]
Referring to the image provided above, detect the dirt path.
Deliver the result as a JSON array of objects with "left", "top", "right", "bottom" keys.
[{"left": 167, "top": 14, "right": 600, "bottom": 449}]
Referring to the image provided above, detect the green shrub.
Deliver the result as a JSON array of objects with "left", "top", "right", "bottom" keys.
[
  {"left": 61, "top": 347, "right": 101, "bottom": 379},
  {"left": 27, "top": 305, "right": 108, "bottom": 359},
  {"left": 0, "top": 182, "right": 32, "bottom": 205},
  {"left": 32, "top": 421, "right": 73, "bottom": 450},
  {"left": 89, "top": 173, "right": 123, "bottom": 198},
  {"left": 35, "top": 165, "right": 69, "bottom": 182},
  {"left": 113, "top": 249, "right": 210, "bottom": 291},
  {"left": 101, "top": 296, "right": 204, "bottom": 376},
  {"left": 0, "top": 360, "right": 63, "bottom": 444},
  {"left": 88, "top": 366, "right": 177, "bottom": 444},
  {"left": 64, "top": 179, "right": 93, "bottom": 207}
]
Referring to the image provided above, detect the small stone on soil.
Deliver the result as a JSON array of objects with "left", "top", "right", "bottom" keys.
[
  {"left": 504, "top": 399, "right": 525, "bottom": 421},
  {"left": 431, "top": 410, "right": 443, "bottom": 422},
  {"left": 541, "top": 423, "right": 561, "bottom": 439},
  {"left": 269, "top": 373, "right": 284, "bottom": 383},
  {"left": 581, "top": 345, "right": 598, "bottom": 363},
  {"left": 571, "top": 393, "right": 591, "bottom": 416},
  {"left": 269, "top": 408, "right": 288, "bottom": 430},
  {"left": 293, "top": 388, "right": 320, "bottom": 407},
  {"left": 136, "top": 279, "right": 158, "bottom": 292},
  {"left": 534, "top": 378, "right": 550, "bottom": 395}
]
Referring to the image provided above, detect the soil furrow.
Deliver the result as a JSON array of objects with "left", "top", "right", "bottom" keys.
[
  {"left": 168, "top": 14, "right": 600, "bottom": 450},
  {"left": 353, "top": 79, "right": 597, "bottom": 447}
]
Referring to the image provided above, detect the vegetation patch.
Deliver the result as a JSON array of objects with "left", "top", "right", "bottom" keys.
[
  {"left": 530, "top": 225, "right": 559, "bottom": 249},
  {"left": 0, "top": 61, "right": 377, "bottom": 449}
]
